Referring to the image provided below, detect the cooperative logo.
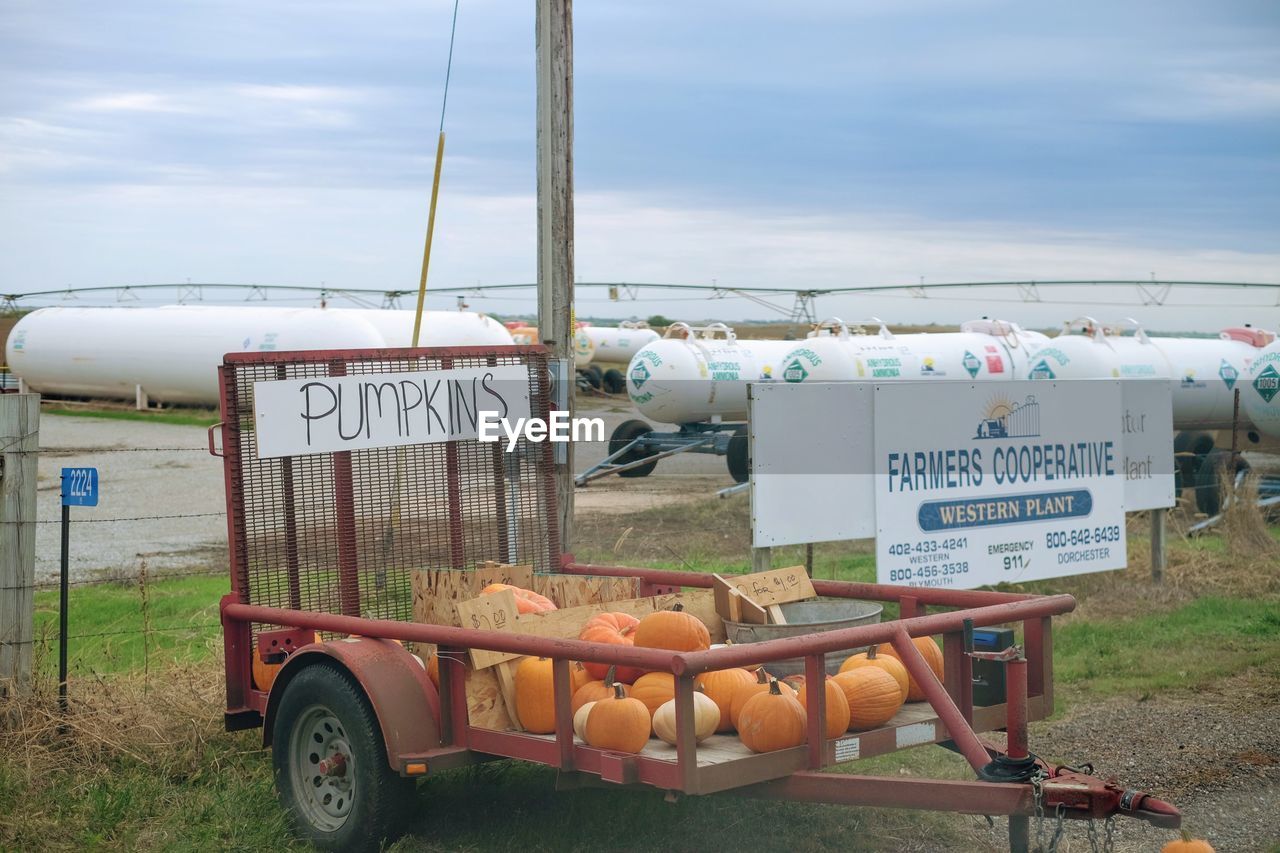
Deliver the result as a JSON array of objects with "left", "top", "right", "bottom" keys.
[
  {"left": 962, "top": 350, "right": 981, "bottom": 378},
  {"left": 1254, "top": 363, "right": 1280, "bottom": 403},
  {"left": 974, "top": 394, "right": 1041, "bottom": 440},
  {"left": 783, "top": 358, "right": 809, "bottom": 383},
  {"left": 630, "top": 361, "right": 651, "bottom": 389}
]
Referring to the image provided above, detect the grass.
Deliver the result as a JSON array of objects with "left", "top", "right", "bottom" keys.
[{"left": 45, "top": 406, "right": 222, "bottom": 428}]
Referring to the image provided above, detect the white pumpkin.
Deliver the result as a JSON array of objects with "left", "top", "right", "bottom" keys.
[
  {"left": 573, "top": 701, "right": 597, "bottom": 741},
  {"left": 651, "top": 691, "right": 719, "bottom": 745}
]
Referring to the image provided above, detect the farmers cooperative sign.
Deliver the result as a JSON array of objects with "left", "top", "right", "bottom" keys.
[{"left": 874, "top": 382, "right": 1126, "bottom": 588}]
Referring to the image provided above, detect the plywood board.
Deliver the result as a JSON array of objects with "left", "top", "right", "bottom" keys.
[
  {"left": 719, "top": 566, "right": 816, "bottom": 607},
  {"left": 507, "top": 590, "right": 723, "bottom": 643},
  {"left": 454, "top": 589, "right": 522, "bottom": 669}
]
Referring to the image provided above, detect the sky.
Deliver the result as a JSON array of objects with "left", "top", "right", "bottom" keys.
[{"left": 1, "top": 0, "right": 1278, "bottom": 331}]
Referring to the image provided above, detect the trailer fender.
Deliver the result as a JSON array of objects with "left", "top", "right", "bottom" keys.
[{"left": 262, "top": 637, "right": 442, "bottom": 770}]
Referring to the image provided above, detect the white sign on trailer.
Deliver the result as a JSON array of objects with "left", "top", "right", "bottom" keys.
[
  {"left": 873, "top": 381, "right": 1126, "bottom": 588},
  {"left": 253, "top": 365, "right": 532, "bottom": 458}
]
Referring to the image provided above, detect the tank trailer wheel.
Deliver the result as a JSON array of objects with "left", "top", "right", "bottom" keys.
[
  {"left": 727, "top": 428, "right": 750, "bottom": 484},
  {"left": 273, "top": 664, "right": 415, "bottom": 853},
  {"left": 602, "top": 368, "right": 626, "bottom": 394},
  {"left": 610, "top": 419, "right": 658, "bottom": 478},
  {"left": 1193, "top": 449, "right": 1249, "bottom": 516},
  {"left": 583, "top": 365, "right": 603, "bottom": 389}
]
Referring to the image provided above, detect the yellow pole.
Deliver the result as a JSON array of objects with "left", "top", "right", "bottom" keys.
[{"left": 411, "top": 130, "right": 447, "bottom": 347}]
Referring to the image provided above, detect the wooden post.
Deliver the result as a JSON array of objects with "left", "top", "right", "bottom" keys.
[
  {"left": 751, "top": 546, "right": 771, "bottom": 573},
  {"left": 536, "top": 0, "right": 575, "bottom": 550},
  {"left": 1150, "top": 507, "right": 1166, "bottom": 583},
  {"left": 0, "top": 394, "right": 39, "bottom": 694}
]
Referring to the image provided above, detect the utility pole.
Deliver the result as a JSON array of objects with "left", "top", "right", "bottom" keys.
[{"left": 536, "top": 0, "right": 574, "bottom": 550}]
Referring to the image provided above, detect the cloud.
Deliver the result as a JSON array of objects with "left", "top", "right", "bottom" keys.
[{"left": 74, "top": 92, "right": 195, "bottom": 113}]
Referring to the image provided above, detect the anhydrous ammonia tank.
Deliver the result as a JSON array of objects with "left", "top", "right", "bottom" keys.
[
  {"left": 335, "top": 309, "right": 513, "bottom": 348},
  {"left": 776, "top": 318, "right": 1049, "bottom": 384},
  {"left": 1239, "top": 339, "right": 1280, "bottom": 438},
  {"left": 1026, "top": 320, "right": 1274, "bottom": 430},
  {"left": 5, "top": 305, "right": 512, "bottom": 406},
  {"left": 626, "top": 323, "right": 795, "bottom": 423},
  {"left": 574, "top": 323, "right": 660, "bottom": 367}
]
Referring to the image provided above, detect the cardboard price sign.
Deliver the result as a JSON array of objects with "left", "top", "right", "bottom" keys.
[
  {"left": 455, "top": 589, "right": 523, "bottom": 670},
  {"left": 723, "top": 566, "right": 816, "bottom": 608}
]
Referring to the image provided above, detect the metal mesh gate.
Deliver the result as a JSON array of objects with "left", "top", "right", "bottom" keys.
[{"left": 217, "top": 347, "right": 559, "bottom": 631}]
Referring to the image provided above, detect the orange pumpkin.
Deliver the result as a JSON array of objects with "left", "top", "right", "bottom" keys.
[
  {"left": 793, "top": 675, "right": 852, "bottom": 739},
  {"left": 585, "top": 683, "right": 652, "bottom": 753},
  {"left": 571, "top": 667, "right": 631, "bottom": 714},
  {"left": 1161, "top": 831, "right": 1214, "bottom": 853},
  {"left": 251, "top": 631, "right": 321, "bottom": 692},
  {"left": 832, "top": 666, "right": 903, "bottom": 730},
  {"left": 515, "top": 656, "right": 558, "bottom": 733},
  {"left": 577, "top": 612, "right": 644, "bottom": 683},
  {"left": 729, "top": 668, "right": 795, "bottom": 730},
  {"left": 876, "top": 637, "right": 944, "bottom": 702},
  {"left": 630, "top": 672, "right": 676, "bottom": 715},
  {"left": 839, "top": 645, "right": 909, "bottom": 702},
  {"left": 633, "top": 604, "right": 710, "bottom": 654},
  {"left": 695, "top": 667, "right": 757, "bottom": 732},
  {"left": 737, "top": 680, "right": 807, "bottom": 753},
  {"left": 426, "top": 653, "right": 440, "bottom": 689},
  {"left": 481, "top": 583, "right": 557, "bottom": 614},
  {"left": 570, "top": 661, "right": 593, "bottom": 693}
]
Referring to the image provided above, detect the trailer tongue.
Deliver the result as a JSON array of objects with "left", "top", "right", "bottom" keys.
[{"left": 214, "top": 346, "right": 1179, "bottom": 853}]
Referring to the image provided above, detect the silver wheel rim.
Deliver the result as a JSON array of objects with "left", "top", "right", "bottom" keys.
[{"left": 289, "top": 704, "right": 356, "bottom": 832}]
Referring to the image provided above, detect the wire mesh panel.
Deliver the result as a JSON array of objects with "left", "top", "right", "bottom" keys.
[{"left": 218, "top": 347, "right": 558, "bottom": 629}]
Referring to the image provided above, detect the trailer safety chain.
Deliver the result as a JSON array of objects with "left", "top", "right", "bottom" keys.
[{"left": 1031, "top": 770, "right": 1049, "bottom": 852}]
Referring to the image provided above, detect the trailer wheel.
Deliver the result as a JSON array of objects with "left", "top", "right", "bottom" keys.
[
  {"left": 583, "top": 365, "right": 603, "bottom": 389},
  {"left": 1193, "top": 449, "right": 1249, "bottom": 516},
  {"left": 273, "top": 663, "right": 415, "bottom": 853},
  {"left": 610, "top": 419, "right": 658, "bottom": 478},
  {"left": 602, "top": 368, "right": 626, "bottom": 394},
  {"left": 726, "top": 428, "right": 750, "bottom": 484}
]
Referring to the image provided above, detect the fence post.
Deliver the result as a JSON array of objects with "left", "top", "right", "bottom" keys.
[
  {"left": 751, "top": 546, "right": 772, "bottom": 573},
  {"left": 1150, "top": 507, "right": 1166, "bottom": 583},
  {"left": 1, "top": 393, "right": 39, "bottom": 694}
]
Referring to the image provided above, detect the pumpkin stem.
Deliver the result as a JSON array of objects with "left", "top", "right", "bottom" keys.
[
  {"left": 670, "top": 603, "right": 685, "bottom": 612},
  {"left": 767, "top": 679, "right": 782, "bottom": 696},
  {"left": 754, "top": 667, "right": 769, "bottom": 684},
  {"left": 1180, "top": 830, "right": 1192, "bottom": 843},
  {"left": 867, "top": 645, "right": 878, "bottom": 659},
  {"left": 605, "top": 664, "right": 616, "bottom": 685},
  {"left": 612, "top": 682, "right": 627, "bottom": 700}
]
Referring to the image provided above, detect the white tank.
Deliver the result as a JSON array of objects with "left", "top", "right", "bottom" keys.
[
  {"left": 1241, "top": 339, "right": 1280, "bottom": 438},
  {"left": 626, "top": 323, "right": 795, "bottom": 423},
  {"left": 777, "top": 318, "right": 1048, "bottom": 385},
  {"left": 575, "top": 323, "right": 660, "bottom": 367},
  {"left": 1026, "top": 319, "right": 1273, "bottom": 430},
  {"left": 5, "top": 305, "right": 510, "bottom": 406},
  {"left": 336, "top": 309, "right": 513, "bottom": 348}
]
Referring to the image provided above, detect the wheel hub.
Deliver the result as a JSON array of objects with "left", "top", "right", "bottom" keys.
[{"left": 290, "top": 705, "right": 356, "bottom": 831}]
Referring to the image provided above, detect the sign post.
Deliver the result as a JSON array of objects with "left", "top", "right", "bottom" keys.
[{"left": 59, "top": 466, "right": 98, "bottom": 711}]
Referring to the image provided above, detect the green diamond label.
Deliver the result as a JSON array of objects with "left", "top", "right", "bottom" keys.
[
  {"left": 1219, "top": 359, "right": 1238, "bottom": 390},
  {"left": 962, "top": 351, "right": 981, "bottom": 378},
  {"left": 1254, "top": 363, "right": 1280, "bottom": 403},
  {"left": 783, "top": 358, "right": 808, "bottom": 383},
  {"left": 629, "top": 362, "right": 651, "bottom": 389},
  {"left": 1029, "top": 359, "right": 1055, "bottom": 380}
]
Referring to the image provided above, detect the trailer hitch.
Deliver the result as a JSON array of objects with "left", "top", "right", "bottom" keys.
[{"left": 1036, "top": 767, "right": 1181, "bottom": 828}]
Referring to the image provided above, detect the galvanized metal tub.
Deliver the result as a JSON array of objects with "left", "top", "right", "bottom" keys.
[{"left": 723, "top": 598, "right": 883, "bottom": 678}]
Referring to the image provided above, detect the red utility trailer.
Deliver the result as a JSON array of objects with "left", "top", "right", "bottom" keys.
[{"left": 213, "top": 346, "right": 1180, "bottom": 852}]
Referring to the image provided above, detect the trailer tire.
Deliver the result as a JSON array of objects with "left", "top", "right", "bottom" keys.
[
  {"left": 583, "top": 365, "right": 603, "bottom": 389},
  {"left": 602, "top": 368, "right": 626, "bottom": 394},
  {"left": 273, "top": 663, "right": 415, "bottom": 853},
  {"left": 726, "top": 428, "right": 750, "bottom": 484},
  {"left": 1193, "top": 450, "right": 1249, "bottom": 516},
  {"left": 610, "top": 419, "right": 658, "bottom": 478}
]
